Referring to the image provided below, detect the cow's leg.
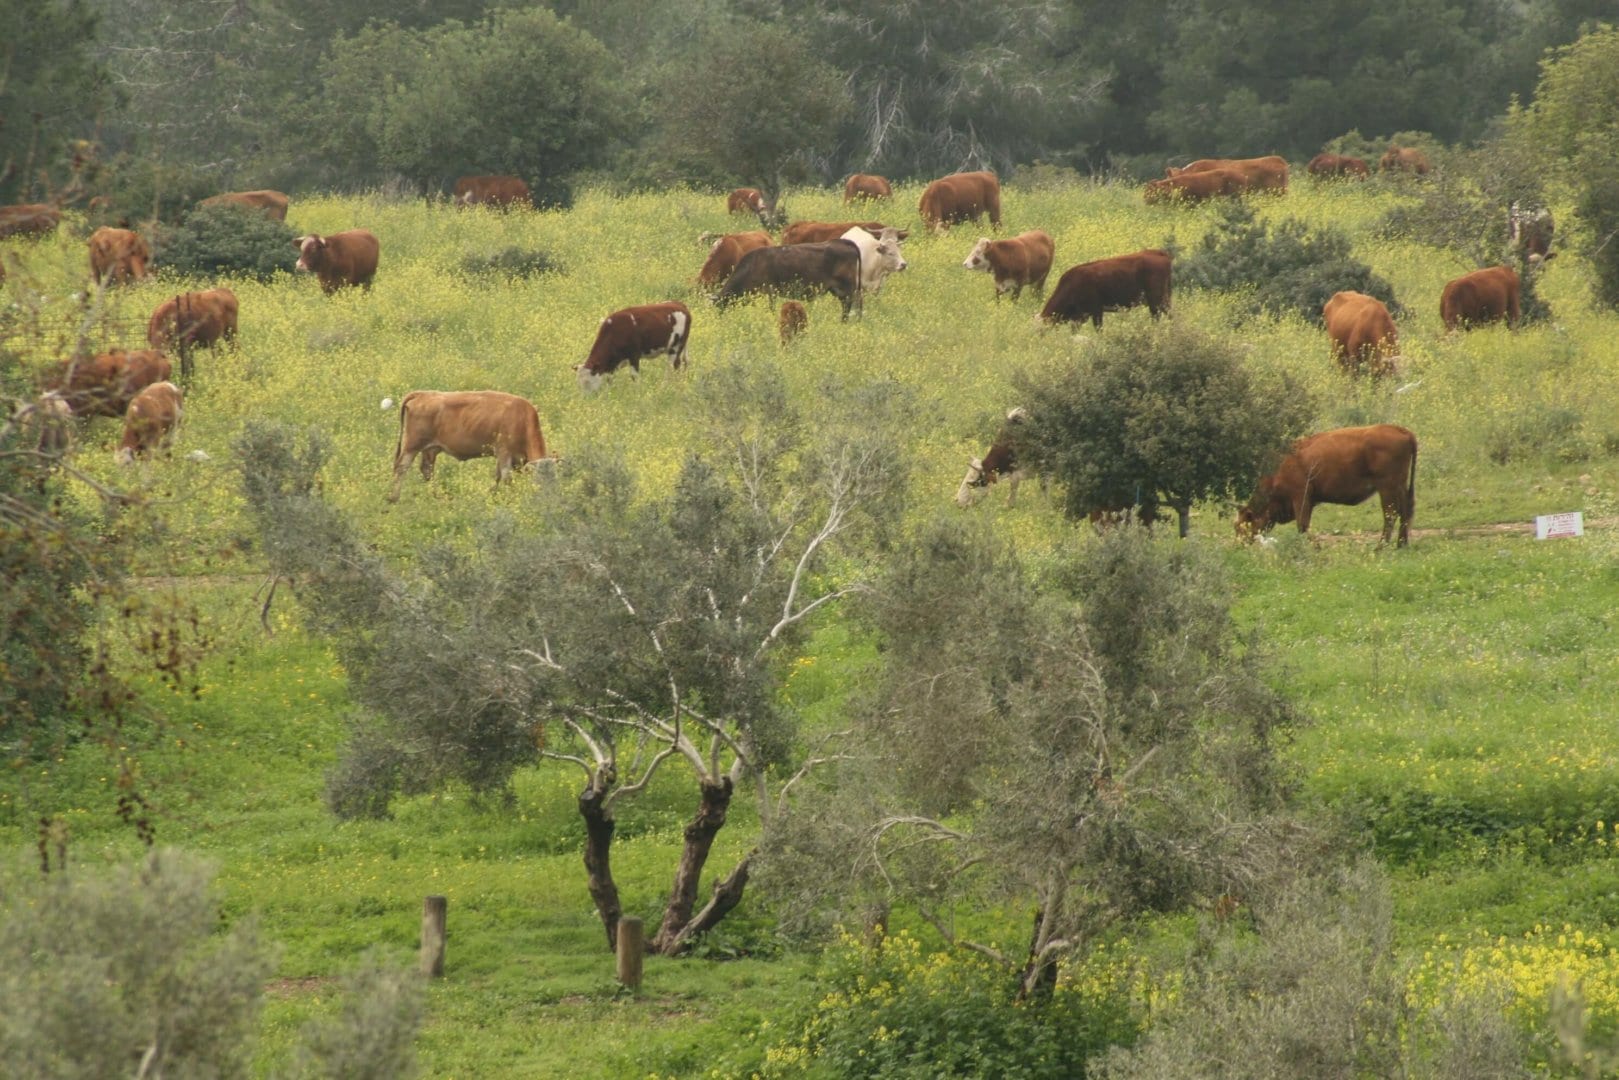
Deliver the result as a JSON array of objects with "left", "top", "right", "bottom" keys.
[
  {"left": 1005, "top": 471, "right": 1022, "bottom": 508},
  {"left": 419, "top": 447, "right": 440, "bottom": 481},
  {"left": 1295, "top": 498, "right": 1315, "bottom": 535},
  {"left": 389, "top": 444, "right": 418, "bottom": 503},
  {"left": 493, "top": 449, "right": 513, "bottom": 491}
]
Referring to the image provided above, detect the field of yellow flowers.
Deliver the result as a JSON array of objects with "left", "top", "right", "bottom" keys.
[{"left": 5, "top": 177, "right": 1619, "bottom": 1074}]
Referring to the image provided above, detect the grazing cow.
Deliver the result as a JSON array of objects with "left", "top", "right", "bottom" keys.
[
  {"left": 1040, "top": 250, "right": 1173, "bottom": 328},
  {"left": 0, "top": 203, "right": 63, "bottom": 239},
  {"left": 88, "top": 227, "right": 150, "bottom": 285},
  {"left": 1167, "top": 155, "right": 1289, "bottom": 193},
  {"left": 1323, "top": 291, "right": 1398, "bottom": 378},
  {"left": 843, "top": 174, "right": 893, "bottom": 203},
  {"left": 1143, "top": 167, "right": 1247, "bottom": 205},
  {"left": 778, "top": 301, "right": 808, "bottom": 345},
  {"left": 1380, "top": 147, "right": 1431, "bottom": 175},
  {"left": 715, "top": 241, "right": 864, "bottom": 319},
  {"left": 294, "top": 230, "right": 381, "bottom": 294},
  {"left": 388, "top": 390, "right": 549, "bottom": 502},
  {"left": 575, "top": 301, "right": 692, "bottom": 391},
  {"left": 1509, "top": 202, "right": 1555, "bottom": 263},
  {"left": 1237, "top": 424, "right": 1418, "bottom": 548},
  {"left": 1441, "top": 266, "right": 1519, "bottom": 331},
  {"left": 116, "top": 381, "right": 183, "bottom": 465},
  {"left": 147, "top": 288, "right": 239, "bottom": 382},
  {"left": 13, "top": 393, "right": 74, "bottom": 456},
  {"left": 962, "top": 231, "right": 1055, "bottom": 301},
  {"left": 1307, "top": 153, "right": 1369, "bottom": 180},
  {"left": 453, "top": 175, "right": 531, "bottom": 208},
  {"left": 728, "top": 188, "right": 767, "bottom": 216},
  {"left": 956, "top": 407, "right": 1034, "bottom": 508},
  {"left": 697, "top": 230, "right": 773, "bottom": 288},
  {"left": 47, "top": 350, "right": 173, "bottom": 418},
  {"left": 781, "top": 220, "right": 904, "bottom": 246},
  {"left": 838, "top": 226, "right": 907, "bottom": 297},
  {"left": 919, "top": 171, "right": 1001, "bottom": 232},
  {"left": 198, "top": 190, "right": 290, "bottom": 220}
]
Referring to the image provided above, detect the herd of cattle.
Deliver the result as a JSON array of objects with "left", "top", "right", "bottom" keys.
[{"left": 2, "top": 148, "right": 1558, "bottom": 546}]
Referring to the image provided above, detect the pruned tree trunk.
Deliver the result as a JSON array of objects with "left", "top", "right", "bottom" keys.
[
  {"left": 649, "top": 776, "right": 733, "bottom": 954},
  {"left": 1017, "top": 906, "right": 1059, "bottom": 1001},
  {"left": 660, "top": 851, "right": 753, "bottom": 957},
  {"left": 578, "top": 784, "right": 622, "bottom": 951},
  {"left": 1176, "top": 503, "right": 1191, "bottom": 538}
]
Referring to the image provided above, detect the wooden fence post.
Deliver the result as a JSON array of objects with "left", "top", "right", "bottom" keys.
[
  {"left": 420, "top": 895, "right": 447, "bottom": 978},
  {"left": 616, "top": 916, "right": 644, "bottom": 990}
]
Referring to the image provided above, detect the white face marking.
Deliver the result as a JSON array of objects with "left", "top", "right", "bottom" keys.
[
  {"left": 955, "top": 460, "right": 987, "bottom": 507},
  {"left": 575, "top": 364, "right": 605, "bottom": 393},
  {"left": 295, "top": 235, "right": 320, "bottom": 272},
  {"left": 963, "top": 238, "right": 991, "bottom": 270},
  {"left": 115, "top": 446, "right": 135, "bottom": 466}
]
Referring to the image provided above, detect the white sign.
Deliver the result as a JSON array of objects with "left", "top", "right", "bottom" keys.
[{"left": 1535, "top": 511, "right": 1584, "bottom": 540}]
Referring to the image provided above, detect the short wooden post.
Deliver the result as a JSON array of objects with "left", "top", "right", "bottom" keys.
[
  {"left": 420, "top": 895, "right": 447, "bottom": 978},
  {"left": 616, "top": 916, "right": 644, "bottom": 990}
]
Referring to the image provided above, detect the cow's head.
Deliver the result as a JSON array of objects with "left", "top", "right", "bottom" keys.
[
  {"left": 962, "top": 237, "right": 993, "bottom": 272},
  {"left": 872, "top": 229, "right": 907, "bottom": 274},
  {"left": 955, "top": 457, "right": 990, "bottom": 508},
  {"left": 574, "top": 363, "right": 606, "bottom": 393},
  {"left": 294, "top": 234, "right": 324, "bottom": 272},
  {"left": 1234, "top": 481, "right": 1288, "bottom": 540}
]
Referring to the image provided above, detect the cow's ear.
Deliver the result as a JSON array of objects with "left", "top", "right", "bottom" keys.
[
  {"left": 895, "top": 229, "right": 909, "bottom": 241},
  {"left": 293, "top": 236, "right": 307, "bottom": 247}
]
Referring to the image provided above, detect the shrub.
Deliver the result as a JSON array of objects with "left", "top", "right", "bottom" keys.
[
  {"left": 157, "top": 203, "right": 298, "bottom": 281},
  {"left": 1482, "top": 403, "right": 1587, "bottom": 466},
  {"left": 458, "top": 247, "right": 562, "bottom": 281},
  {"left": 1177, "top": 201, "right": 1402, "bottom": 325}
]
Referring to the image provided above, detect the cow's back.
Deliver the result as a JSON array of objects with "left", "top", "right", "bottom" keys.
[{"left": 1289, "top": 424, "right": 1416, "bottom": 499}]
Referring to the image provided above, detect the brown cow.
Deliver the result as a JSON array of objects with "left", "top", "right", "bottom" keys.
[
  {"left": 919, "top": 171, "right": 1001, "bottom": 232},
  {"left": 1307, "top": 153, "right": 1369, "bottom": 180},
  {"left": 1323, "top": 291, "right": 1398, "bottom": 378},
  {"left": 147, "top": 288, "right": 240, "bottom": 382},
  {"left": 116, "top": 381, "right": 183, "bottom": 465},
  {"left": 47, "top": 350, "right": 173, "bottom": 418},
  {"left": 956, "top": 407, "right": 1033, "bottom": 507},
  {"left": 1167, "top": 155, "right": 1289, "bottom": 193},
  {"left": 1143, "top": 168, "right": 1246, "bottom": 205},
  {"left": 1509, "top": 203, "right": 1555, "bottom": 264},
  {"left": 728, "top": 188, "right": 767, "bottom": 216},
  {"left": 198, "top": 190, "right": 290, "bottom": 220},
  {"left": 88, "top": 227, "right": 151, "bottom": 285},
  {"left": 575, "top": 301, "right": 692, "bottom": 391},
  {"left": 715, "top": 241, "right": 864, "bottom": 319},
  {"left": 295, "top": 230, "right": 381, "bottom": 294},
  {"left": 1380, "top": 147, "right": 1431, "bottom": 175},
  {"left": 388, "top": 390, "right": 549, "bottom": 502},
  {"left": 698, "top": 230, "right": 773, "bottom": 288},
  {"left": 780, "top": 220, "right": 904, "bottom": 245},
  {"left": 0, "top": 203, "right": 63, "bottom": 239},
  {"left": 1237, "top": 424, "right": 1418, "bottom": 548},
  {"left": 961, "top": 231, "right": 1054, "bottom": 301},
  {"left": 1441, "top": 266, "right": 1519, "bottom": 331},
  {"left": 843, "top": 174, "right": 893, "bottom": 203},
  {"left": 453, "top": 175, "right": 531, "bottom": 208},
  {"left": 778, "top": 301, "right": 808, "bottom": 346},
  {"left": 1040, "top": 250, "right": 1172, "bottom": 328}
]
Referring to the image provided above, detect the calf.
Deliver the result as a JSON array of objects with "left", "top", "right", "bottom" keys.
[
  {"left": 388, "top": 390, "right": 549, "bottom": 502},
  {"left": 1236, "top": 424, "right": 1418, "bottom": 548},
  {"left": 697, "top": 231, "right": 773, "bottom": 288},
  {"left": 1441, "top": 266, "right": 1519, "bottom": 331},
  {"left": 728, "top": 188, "right": 767, "bottom": 216},
  {"left": 778, "top": 301, "right": 808, "bottom": 346},
  {"left": 843, "top": 174, "right": 893, "bottom": 202},
  {"left": 295, "top": 230, "right": 381, "bottom": 294},
  {"left": 48, "top": 350, "right": 173, "bottom": 418},
  {"left": 116, "top": 381, "right": 183, "bottom": 465},
  {"left": 956, "top": 407, "right": 1035, "bottom": 508},
  {"left": 1307, "top": 154, "right": 1369, "bottom": 180},
  {"left": 919, "top": 171, "right": 1001, "bottom": 232},
  {"left": 453, "top": 175, "right": 531, "bottom": 208},
  {"left": 716, "top": 241, "right": 864, "bottom": 319},
  {"left": 198, "top": 190, "right": 289, "bottom": 220},
  {"left": 1323, "top": 291, "right": 1398, "bottom": 378},
  {"left": 962, "top": 231, "right": 1055, "bottom": 300},
  {"left": 147, "top": 288, "right": 240, "bottom": 382},
  {"left": 575, "top": 301, "right": 692, "bottom": 391},
  {"left": 1040, "top": 250, "right": 1172, "bottom": 328},
  {"left": 88, "top": 227, "right": 150, "bottom": 285}
]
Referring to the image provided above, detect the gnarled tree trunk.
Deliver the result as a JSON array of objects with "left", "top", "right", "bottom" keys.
[
  {"left": 649, "top": 776, "right": 733, "bottom": 954},
  {"left": 578, "top": 782, "right": 622, "bottom": 950}
]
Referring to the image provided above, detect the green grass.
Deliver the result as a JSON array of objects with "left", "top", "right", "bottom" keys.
[{"left": 6, "top": 176, "right": 1619, "bottom": 1074}]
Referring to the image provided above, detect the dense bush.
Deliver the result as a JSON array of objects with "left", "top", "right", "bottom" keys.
[
  {"left": 157, "top": 204, "right": 298, "bottom": 281},
  {"left": 1178, "top": 201, "right": 1402, "bottom": 324},
  {"left": 458, "top": 247, "right": 563, "bottom": 281}
]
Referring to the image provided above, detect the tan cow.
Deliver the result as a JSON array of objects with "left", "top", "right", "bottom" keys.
[
  {"left": 116, "top": 381, "right": 183, "bottom": 465},
  {"left": 919, "top": 171, "right": 1001, "bottom": 232},
  {"left": 1441, "top": 266, "right": 1519, "bottom": 331},
  {"left": 961, "top": 231, "right": 1055, "bottom": 300},
  {"left": 697, "top": 231, "right": 773, "bottom": 288},
  {"left": 198, "top": 190, "right": 290, "bottom": 220},
  {"left": 778, "top": 301, "right": 808, "bottom": 346},
  {"left": 1380, "top": 147, "right": 1431, "bottom": 175},
  {"left": 0, "top": 203, "right": 63, "bottom": 239},
  {"left": 295, "top": 230, "right": 381, "bottom": 293},
  {"left": 728, "top": 188, "right": 767, "bottom": 216},
  {"left": 88, "top": 227, "right": 151, "bottom": 285},
  {"left": 843, "top": 174, "right": 893, "bottom": 202},
  {"left": 388, "top": 390, "right": 549, "bottom": 502},
  {"left": 1167, "top": 155, "right": 1289, "bottom": 192},
  {"left": 1143, "top": 168, "right": 1246, "bottom": 204},
  {"left": 147, "top": 288, "right": 239, "bottom": 382},
  {"left": 453, "top": 175, "right": 531, "bottom": 208},
  {"left": 1323, "top": 291, "right": 1398, "bottom": 377},
  {"left": 1237, "top": 424, "right": 1418, "bottom": 548},
  {"left": 48, "top": 350, "right": 173, "bottom": 418}
]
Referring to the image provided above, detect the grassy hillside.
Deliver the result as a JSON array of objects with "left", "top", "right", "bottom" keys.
[{"left": 5, "top": 177, "right": 1619, "bottom": 1074}]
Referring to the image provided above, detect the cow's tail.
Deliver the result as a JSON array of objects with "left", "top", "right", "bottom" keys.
[
  {"left": 393, "top": 393, "right": 412, "bottom": 463},
  {"left": 1406, "top": 435, "right": 1418, "bottom": 525}
]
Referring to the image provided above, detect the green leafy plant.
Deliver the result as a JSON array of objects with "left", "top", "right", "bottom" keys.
[{"left": 157, "top": 203, "right": 298, "bottom": 281}]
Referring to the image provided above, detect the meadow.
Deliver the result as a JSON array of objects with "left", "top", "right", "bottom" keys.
[{"left": 5, "top": 175, "right": 1619, "bottom": 1075}]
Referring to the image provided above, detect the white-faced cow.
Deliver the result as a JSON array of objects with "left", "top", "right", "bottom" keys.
[
  {"left": 294, "top": 230, "right": 381, "bottom": 294},
  {"left": 838, "top": 226, "right": 907, "bottom": 297},
  {"left": 388, "top": 390, "right": 550, "bottom": 502},
  {"left": 962, "top": 231, "right": 1055, "bottom": 301},
  {"left": 116, "top": 381, "right": 183, "bottom": 465},
  {"left": 575, "top": 302, "right": 691, "bottom": 391},
  {"left": 1236, "top": 424, "right": 1418, "bottom": 548},
  {"left": 956, "top": 407, "right": 1037, "bottom": 508}
]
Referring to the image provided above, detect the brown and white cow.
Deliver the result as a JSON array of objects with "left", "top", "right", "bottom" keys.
[
  {"left": 116, "top": 381, "right": 183, "bottom": 465},
  {"left": 697, "top": 231, "right": 773, "bottom": 288},
  {"left": 843, "top": 174, "right": 893, "bottom": 203},
  {"left": 956, "top": 407, "right": 1035, "bottom": 507},
  {"left": 453, "top": 175, "right": 531, "bottom": 208},
  {"left": 1379, "top": 147, "right": 1431, "bottom": 175},
  {"left": 88, "top": 227, "right": 151, "bottom": 285},
  {"left": 838, "top": 226, "right": 907, "bottom": 297},
  {"left": 1323, "top": 291, "right": 1398, "bottom": 378},
  {"left": 1441, "top": 266, "right": 1519, "bottom": 331},
  {"left": 1167, "top": 155, "right": 1289, "bottom": 193},
  {"left": 1040, "top": 250, "right": 1172, "bottom": 328},
  {"left": 1143, "top": 167, "right": 1247, "bottom": 205},
  {"left": 716, "top": 241, "right": 864, "bottom": 319},
  {"left": 919, "top": 171, "right": 1001, "bottom": 232},
  {"left": 198, "top": 190, "right": 290, "bottom": 220},
  {"left": 1237, "top": 424, "right": 1418, "bottom": 548},
  {"left": 388, "top": 390, "right": 549, "bottom": 502},
  {"left": 0, "top": 203, "right": 63, "bottom": 239},
  {"left": 147, "top": 288, "right": 240, "bottom": 382},
  {"left": 575, "top": 301, "right": 692, "bottom": 391},
  {"left": 1307, "top": 153, "right": 1369, "bottom": 180},
  {"left": 728, "top": 188, "right": 767, "bottom": 216},
  {"left": 47, "top": 350, "right": 173, "bottom": 418},
  {"left": 962, "top": 231, "right": 1054, "bottom": 301},
  {"left": 778, "top": 301, "right": 808, "bottom": 346},
  {"left": 781, "top": 220, "right": 904, "bottom": 246},
  {"left": 295, "top": 230, "right": 381, "bottom": 294},
  {"left": 1509, "top": 202, "right": 1555, "bottom": 264}
]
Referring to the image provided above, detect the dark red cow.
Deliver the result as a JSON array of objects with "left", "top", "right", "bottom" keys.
[
  {"left": 1307, "top": 154, "right": 1369, "bottom": 180},
  {"left": 295, "top": 230, "right": 381, "bottom": 293},
  {"left": 956, "top": 407, "right": 1035, "bottom": 507},
  {"left": 919, "top": 171, "right": 1001, "bottom": 232},
  {"left": 575, "top": 302, "right": 692, "bottom": 391},
  {"left": 1237, "top": 424, "right": 1418, "bottom": 547},
  {"left": 1039, "top": 250, "right": 1172, "bottom": 328},
  {"left": 1323, "top": 291, "right": 1398, "bottom": 377},
  {"left": 1441, "top": 266, "right": 1519, "bottom": 331}
]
